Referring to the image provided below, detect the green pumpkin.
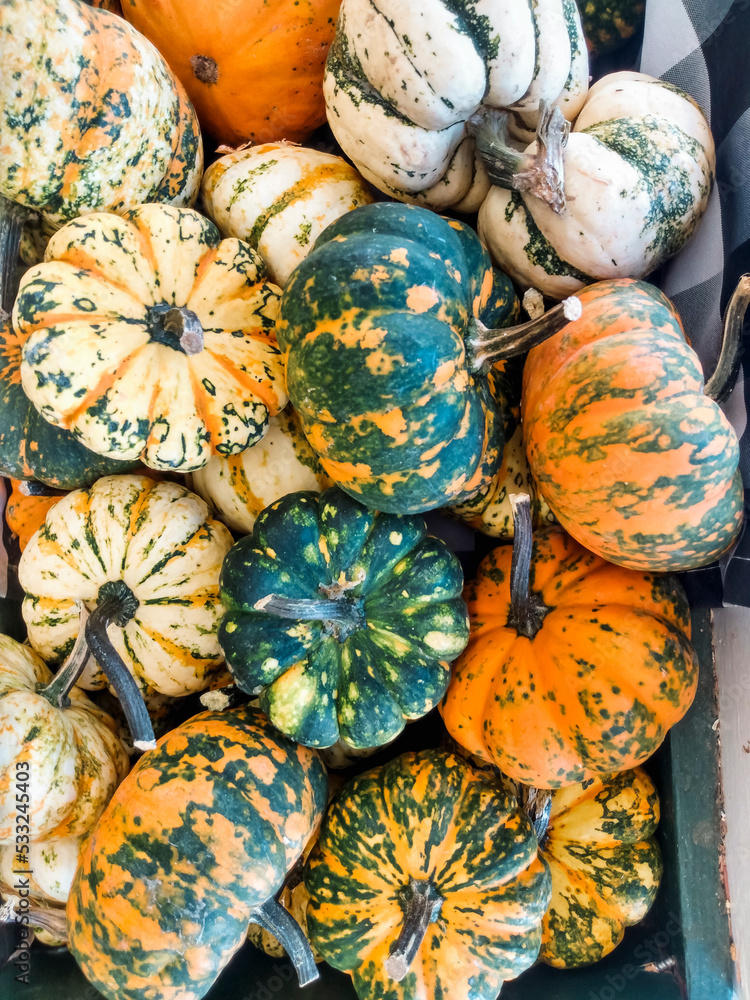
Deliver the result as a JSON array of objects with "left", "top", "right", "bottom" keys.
[
  {"left": 218, "top": 487, "right": 470, "bottom": 749},
  {"left": 580, "top": 0, "right": 646, "bottom": 56},
  {"left": 276, "top": 202, "right": 572, "bottom": 515}
]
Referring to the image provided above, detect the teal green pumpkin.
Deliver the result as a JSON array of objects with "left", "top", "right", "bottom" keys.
[
  {"left": 580, "top": 1, "right": 646, "bottom": 56},
  {"left": 218, "top": 488, "right": 470, "bottom": 749},
  {"left": 276, "top": 202, "right": 572, "bottom": 515}
]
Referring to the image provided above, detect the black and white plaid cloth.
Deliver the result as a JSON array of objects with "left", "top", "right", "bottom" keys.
[{"left": 639, "top": 0, "right": 750, "bottom": 606}]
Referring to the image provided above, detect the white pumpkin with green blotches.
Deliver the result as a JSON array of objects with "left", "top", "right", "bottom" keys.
[{"left": 0, "top": 832, "right": 89, "bottom": 904}]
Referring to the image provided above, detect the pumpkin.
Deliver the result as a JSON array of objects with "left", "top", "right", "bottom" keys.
[
  {"left": 0, "top": 0, "right": 202, "bottom": 292},
  {"left": 119, "top": 0, "right": 342, "bottom": 147},
  {"left": 521, "top": 278, "right": 745, "bottom": 571},
  {"left": 441, "top": 494, "right": 699, "bottom": 789},
  {"left": 478, "top": 72, "right": 715, "bottom": 299},
  {"left": 202, "top": 143, "right": 374, "bottom": 287},
  {"left": 14, "top": 203, "right": 288, "bottom": 473},
  {"left": 188, "top": 407, "right": 332, "bottom": 535},
  {"left": 304, "top": 749, "right": 551, "bottom": 1000},
  {"left": 580, "top": 0, "right": 646, "bottom": 56},
  {"left": 0, "top": 317, "right": 138, "bottom": 489},
  {"left": 67, "top": 705, "right": 328, "bottom": 1000},
  {"left": 219, "top": 487, "right": 470, "bottom": 749},
  {"left": 5, "top": 480, "right": 66, "bottom": 552},
  {"left": 0, "top": 832, "right": 89, "bottom": 905},
  {"left": 322, "top": 0, "right": 588, "bottom": 211},
  {"left": 532, "top": 768, "right": 662, "bottom": 968},
  {"left": 277, "top": 201, "right": 578, "bottom": 514},
  {"left": 19, "top": 475, "right": 233, "bottom": 703},
  {"left": 0, "top": 631, "right": 129, "bottom": 844}
]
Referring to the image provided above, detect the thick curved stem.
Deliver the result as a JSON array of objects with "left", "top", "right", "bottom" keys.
[
  {"left": 467, "top": 296, "right": 581, "bottom": 372},
  {"left": 249, "top": 897, "right": 319, "bottom": 986},
  {"left": 506, "top": 494, "right": 550, "bottom": 640},
  {"left": 255, "top": 594, "right": 360, "bottom": 624},
  {"left": 466, "top": 102, "right": 569, "bottom": 214},
  {"left": 704, "top": 274, "right": 750, "bottom": 403},
  {"left": 85, "top": 583, "right": 155, "bottom": 751},
  {"left": 0, "top": 196, "right": 30, "bottom": 316},
  {"left": 384, "top": 878, "right": 443, "bottom": 982},
  {"left": 38, "top": 604, "right": 92, "bottom": 709}
]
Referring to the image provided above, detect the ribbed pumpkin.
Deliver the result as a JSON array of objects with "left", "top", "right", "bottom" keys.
[
  {"left": 5, "top": 480, "right": 65, "bottom": 552},
  {"left": 323, "top": 0, "right": 588, "bottom": 211},
  {"left": 305, "top": 749, "right": 552, "bottom": 1000},
  {"left": 219, "top": 488, "right": 469, "bottom": 749},
  {"left": 0, "top": 831, "right": 89, "bottom": 904},
  {"left": 67, "top": 705, "right": 328, "bottom": 1000},
  {"left": 441, "top": 495, "right": 699, "bottom": 788},
  {"left": 521, "top": 278, "right": 745, "bottom": 571},
  {"left": 580, "top": 0, "right": 646, "bottom": 55},
  {"left": 188, "top": 407, "right": 332, "bottom": 535},
  {"left": 0, "top": 633, "right": 129, "bottom": 843},
  {"left": 19, "top": 475, "right": 233, "bottom": 698},
  {"left": 478, "top": 72, "right": 715, "bottom": 299},
  {"left": 277, "top": 201, "right": 575, "bottom": 515},
  {"left": 120, "top": 0, "right": 342, "bottom": 147},
  {"left": 15, "top": 203, "right": 288, "bottom": 473},
  {"left": 202, "top": 143, "right": 374, "bottom": 286}
]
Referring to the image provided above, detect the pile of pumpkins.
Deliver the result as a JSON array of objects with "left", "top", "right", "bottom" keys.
[{"left": 0, "top": 1, "right": 742, "bottom": 999}]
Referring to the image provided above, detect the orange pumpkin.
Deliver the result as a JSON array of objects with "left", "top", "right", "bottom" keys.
[
  {"left": 121, "top": 0, "right": 342, "bottom": 146},
  {"left": 5, "top": 480, "right": 65, "bottom": 552}
]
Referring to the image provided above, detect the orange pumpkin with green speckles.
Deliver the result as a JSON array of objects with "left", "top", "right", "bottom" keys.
[{"left": 5, "top": 480, "right": 66, "bottom": 551}]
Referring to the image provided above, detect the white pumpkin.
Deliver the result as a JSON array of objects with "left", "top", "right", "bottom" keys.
[
  {"left": 202, "top": 144, "right": 374, "bottom": 286},
  {"left": 0, "top": 832, "right": 88, "bottom": 903},
  {"left": 478, "top": 72, "right": 716, "bottom": 299},
  {"left": 323, "top": 0, "right": 588, "bottom": 211},
  {"left": 188, "top": 407, "right": 332, "bottom": 535}
]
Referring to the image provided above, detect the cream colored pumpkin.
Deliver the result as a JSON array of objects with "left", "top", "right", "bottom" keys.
[
  {"left": 19, "top": 475, "right": 233, "bottom": 697},
  {"left": 0, "top": 832, "right": 88, "bottom": 903},
  {"left": 188, "top": 407, "right": 332, "bottom": 534},
  {"left": 202, "top": 144, "right": 374, "bottom": 286}
]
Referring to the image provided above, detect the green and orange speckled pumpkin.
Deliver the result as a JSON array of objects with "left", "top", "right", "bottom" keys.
[
  {"left": 304, "top": 749, "right": 551, "bottom": 1000},
  {"left": 67, "top": 705, "right": 328, "bottom": 1000},
  {"left": 441, "top": 495, "right": 698, "bottom": 789},
  {"left": 5, "top": 480, "right": 66, "bottom": 552},
  {"left": 277, "top": 201, "right": 574, "bottom": 515},
  {"left": 522, "top": 278, "right": 744, "bottom": 571},
  {"left": 14, "top": 204, "right": 288, "bottom": 473}
]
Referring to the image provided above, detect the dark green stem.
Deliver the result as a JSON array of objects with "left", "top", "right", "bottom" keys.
[
  {"left": 38, "top": 604, "right": 91, "bottom": 709},
  {"left": 17, "top": 481, "right": 68, "bottom": 498},
  {"left": 255, "top": 593, "right": 365, "bottom": 642},
  {"left": 147, "top": 303, "right": 204, "bottom": 355},
  {"left": 506, "top": 494, "right": 550, "bottom": 639},
  {"left": 704, "top": 273, "right": 750, "bottom": 403},
  {"left": 85, "top": 581, "right": 155, "bottom": 751},
  {"left": 249, "top": 897, "right": 319, "bottom": 987},
  {"left": 0, "top": 196, "right": 30, "bottom": 315},
  {"left": 384, "top": 879, "right": 443, "bottom": 982},
  {"left": 466, "top": 101, "right": 569, "bottom": 214},
  {"left": 467, "top": 295, "right": 581, "bottom": 372}
]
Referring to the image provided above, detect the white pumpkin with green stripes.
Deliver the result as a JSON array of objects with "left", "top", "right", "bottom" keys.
[
  {"left": 478, "top": 72, "right": 716, "bottom": 298},
  {"left": 323, "top": 0, "right": 588, "bottom": 211},
  {"left": 188, "top": 406, "right": 332, "bottom": 535},
  {"left": 202, "top": 144, "right": 374, "bottom": 286}
]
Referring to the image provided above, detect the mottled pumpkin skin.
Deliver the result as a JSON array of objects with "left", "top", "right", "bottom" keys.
[
  {"left": 522, "top": 279, "right": 744, "bottom": 571},
  {"left": 277, "top": 202, "right": 511, "bottom": 514},
  {"left": 5, "top": 480, "right": 65, "bottom": 551},
  {"left": 0, "top": 0, "right": 202, "bottom": 228},
  {"left": 305, "top": 750, "right": 551, "bottom": 1000},
  {"left": 19, "top": 475, "right": 234, "bottom": 697},
  {"left": 539, "top": 767, "right": 662, "bottom": 967},
  {"left": 67, "top": 706, "right": 328, "bottom": 1000},
  {"left": 0, "top": 319, "right": 138, "bottom": 489},
  {"left": 0, "top": 831, "right": 89, "bottom": 904},
  {"left": 121, "top": 0, "right": 341, "bottom": 147},
  {"left": 441, "top": 526, "right": 698, "bottom": 788},
  {"left": 15, "top": 204, "right": 288, "bottom": 473},
  {"left": 581, "top": 0, "right": 646, "bottom": 55},
  {"left": 219, "top": 488, "right": 469, "bottom": 749},
  {"left": 0, "top": 634, "right": 129, "bottom": 843}
]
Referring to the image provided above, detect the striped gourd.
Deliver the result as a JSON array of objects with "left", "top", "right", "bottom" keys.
[
  {"left": 188, "top": 407, "right": 332, "bottom": 535},
  {"left": 323, "top": 0, "right": 588, "bottom": 211},
  {"left": 19, "top": 475, "right": 233, "bottom": 698},
  {"left": 202, "top": 144, "right": 374, "bottom": 286},
  {"left": 479, "top": 72, "right": 715, "bottom": 299}
]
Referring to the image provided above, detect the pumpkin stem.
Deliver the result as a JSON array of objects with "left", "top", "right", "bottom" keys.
[
  {"left": 520, "top": 786, "right": 553, "bottom": 846},
  {"left": 38, "top": 603, "right": 93, "bottom": 708},
  {"left": 85, "top": 581, "right": 156, "bottom": 751},
  {"left": 199, "top": 683, "right": 250, "bottom": 712},
  {"left": 384, "top": 878, "right": 443, "bottom": 982},
  {"left": 704, "top": 273, "right": 750, "bottom": 403},
  {"left": 254, "top": 593, "right": 365, "bottom": 642},
  {"left": 0, "top": 195, "right": 30, "bottom": 314},
  {"left": 506, "top": 493, "right": 550, "bottom": 639},
  {"left": 467, "top": 296, "right": 581, "bottom": 371},
  {"left": 17, "top": 481, "right": 67, "bottom": 498},
  {"left": 249, "top": 897, "right": 319, "bottom": 987},
  {"left": 147, "top": 303, "right": 204, "bottom": 355},
  {"left": 466, "top": 102, "right": 569, "bottom": 214}
]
